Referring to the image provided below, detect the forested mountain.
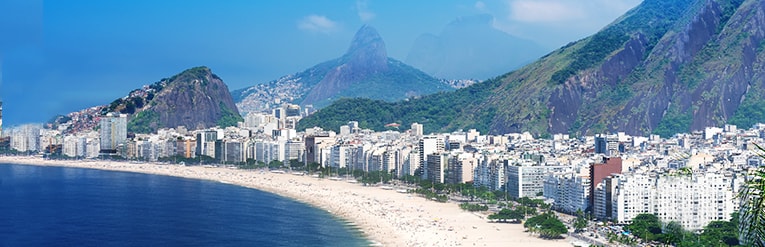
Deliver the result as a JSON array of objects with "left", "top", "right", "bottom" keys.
[{"left": 300, "top": 0, "right": 765, "bottom": 137}]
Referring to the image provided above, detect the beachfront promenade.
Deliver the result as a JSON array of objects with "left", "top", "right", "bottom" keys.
[{"left": 0, "top": 156, "right": 572, "bottom": 247}]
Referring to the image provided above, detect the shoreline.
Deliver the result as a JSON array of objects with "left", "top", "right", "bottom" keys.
[{"left": 0, "top": 156, "right": 572, "bottom": 247}]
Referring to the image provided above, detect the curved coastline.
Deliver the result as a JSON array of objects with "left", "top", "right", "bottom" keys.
[{"left": 0, "top": 156, "right": 571, "bottom": 247}]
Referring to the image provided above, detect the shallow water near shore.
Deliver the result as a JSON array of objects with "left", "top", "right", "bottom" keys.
[{"left": 0, "top": 164, "right": 372, "bottom": 247}]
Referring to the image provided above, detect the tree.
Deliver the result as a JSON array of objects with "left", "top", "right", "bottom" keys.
[
  {"left": 488, "top": 208, "right": 525, "bottom": 223},
  {"left": 524, "top": 212, "right": 567, "bottom": 239},
  {"left": 459, "top": 203, "right": 488, "bottom": 212},
  {"left": 523, "top": 212, "right": 568, "bottom": 239},
  {"left": 306, "top": 162, "right": 322, "bottom": 173},
  {"left": 700, "top": 218, "right": 739, "bottom": 246},
  {"left": 659, "top": 221, "right": 684, "bottom": 245},
  {"left": 739, "top": 143, "right": 765, "bottom": 247},
  {"left": 627, "top": 213, "right": 663, "bottom": 241},
  {"left": 573, "top": 209, "right": 588, "bottom": 233},
  {"left": 268, "top": 160, "right": 283, "bottom": 169}
]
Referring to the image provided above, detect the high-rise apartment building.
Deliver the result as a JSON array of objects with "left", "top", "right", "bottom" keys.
[
  {"left": 418, "top": 135, "right": 444, "bottom": 179},
  {"left": 9, "top": 124, "right": 42, "bottom": 152},
  {"left": 99, "top": 113, "right": 127, "bottom": 155},
  {"left": 506, "top": 161, "right": 570, "bottom": 198},
  {"left": 610, "top": 170, "right": 743, "bottom": 230},
  {"left": 544, "top": 173, "right": 591, "bottom": 214},
  {"left": 305, "top": 133, "right": 335, "bottom": 165},
  {"left": 196, "top": 130, "right": 218, "bottom": 158},
  {"left": 594, "top": 134, "right": 620, "bottom": 155},
  {"left": 411, "top": 123, "right": 423, "bottom": 137},
  {"left": 426, "top": 153, "right": 448, "bottom": 184},
  {"left": 589, "top": 157, "right": 622, "bottom": 210}
]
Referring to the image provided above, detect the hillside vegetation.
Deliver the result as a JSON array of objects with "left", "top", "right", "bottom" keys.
[{"left": 301, "top": 0, "right": 765, "bottom": 137}]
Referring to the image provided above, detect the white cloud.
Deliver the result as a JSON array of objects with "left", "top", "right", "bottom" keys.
[
  {"left": 509, "top": 0, "right": 586, "bottom": 23},
  {"left": 356, "top": 0, "right": 376, "bottom": 22},
  {"left": 297, "top": 15, "right": 339, "bottom": 34},
  {"left": 474, "top": 1, "right": 487, "bottom": 12},
  {"left": 486, "top": 0, "right": 642, "bottom": 48}
]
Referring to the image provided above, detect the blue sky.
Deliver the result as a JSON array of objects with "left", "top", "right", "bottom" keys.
[{"left": 0, "top": 0, "right": 641, "bottom": 126}]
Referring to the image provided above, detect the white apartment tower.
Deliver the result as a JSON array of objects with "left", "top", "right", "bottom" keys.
[
  {"left": 506, "top": 161, "right": 570, "bottom": 199},
  {"left": 196, "top": 130, "right": 218, "bottom": 158},
  {"left": 418, "top": 135, "right": 444, "bottom": 179},
  {"left": 10, "top": 124, "right": 42, "bottom": 152},
  {"left": 99, "top": 113, "right": 127, "bottom": 155},
  {"left": 411, "top": 123, "right": 423, "bottom": 137},
  {"left": 611, "top": 170, "right": 744, "bottom": 231},
  {"left": 544, "top": 173, "right": 591, "bottom": 214}
]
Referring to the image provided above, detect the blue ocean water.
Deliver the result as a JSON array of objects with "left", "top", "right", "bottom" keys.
[{"left": 0, "top": 164, "right": 371, "bottom": 247}]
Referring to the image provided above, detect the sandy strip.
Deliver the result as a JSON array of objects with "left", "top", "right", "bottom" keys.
[{"left": 0, "top": 156, "right": 572, "bottom": 247}]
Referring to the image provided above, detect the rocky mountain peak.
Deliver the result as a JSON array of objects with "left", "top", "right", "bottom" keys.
[
  {"left": 234, "top": 24, "right": 452, "bottom": 115},
  {"left": 147, "top": 66, "right": 241, "bottom": 132},
  {"left": 343, "top": 25, "right": 388, "bottom": 73}
]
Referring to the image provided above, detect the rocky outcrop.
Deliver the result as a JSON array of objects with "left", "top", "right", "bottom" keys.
[
  {"left": 483, "top": 0, "right": 758, "bottom": 137},
  {"left": 145, "top": 66, "right": 241, "bottom": 131},
  {"left": 57, "top": 66, "right": 242, "bottom": 134}
]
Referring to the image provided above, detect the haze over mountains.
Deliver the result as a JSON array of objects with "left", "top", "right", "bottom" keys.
[
  {"left": 405, "top": 14, "right": 547, "bottom": 80},
  {"left": 234, "top": 25, "right": 451, "bottom": 114},
  {"left": 300, "top": 0, "right": 765, "bottom": 137}
]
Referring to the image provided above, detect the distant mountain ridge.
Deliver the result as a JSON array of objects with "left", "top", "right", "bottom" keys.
[
  {"left": 234, "top": 25, "right": 452, "bottom": 114},
  {"left": 300, "top": 0, "right": 765, "bottom": 137},
  {"left": 405, "top": 14, "right": 547, "bottom": 80}
]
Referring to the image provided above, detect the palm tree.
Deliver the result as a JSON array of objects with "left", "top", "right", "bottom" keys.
[{"left": 739, "top": 143, "right": 765, "bottom": 247}]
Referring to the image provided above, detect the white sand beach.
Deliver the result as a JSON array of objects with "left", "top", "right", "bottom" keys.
[{"left": 0, "top": 156, "right": 572, "bottom": 247}]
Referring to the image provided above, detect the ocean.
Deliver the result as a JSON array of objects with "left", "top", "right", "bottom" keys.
[{"left": 0, "top": 164, "right": 371, "bottom": 247}]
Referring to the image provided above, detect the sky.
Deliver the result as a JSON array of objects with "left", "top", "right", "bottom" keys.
[{"left": 0, "top": 0, "right": 642, "bottom": 126}]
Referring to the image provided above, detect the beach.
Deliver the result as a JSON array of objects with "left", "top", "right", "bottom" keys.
[{"left": 0, "top": 156, "right": 572, "bottom": 247}]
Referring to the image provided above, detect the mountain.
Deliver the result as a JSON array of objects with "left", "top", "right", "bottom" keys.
[
  {"left": 300, "top": 0, "right": 763, "bottom": 137},
  {"left": 405, "top": 14, "right": 547, "bottom": 80},
  {"left": 56, "top": 66, "right": 242, "bottom": 134},
  {"left": 234, "top": 25, "right": 452, "bottom": 114}
]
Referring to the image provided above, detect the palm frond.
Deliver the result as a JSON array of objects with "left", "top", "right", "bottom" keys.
[{"left": 739, "top": 143, "right": 765, "bottom": 247}]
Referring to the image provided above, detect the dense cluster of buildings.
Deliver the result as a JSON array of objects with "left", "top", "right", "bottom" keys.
[{"left": 1, "top": 105, "right": 761, "bottom": 231}]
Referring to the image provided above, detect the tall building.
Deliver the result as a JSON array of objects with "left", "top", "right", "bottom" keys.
[
  {"left": 426, "top": 153, "right": 448, "bottom": 184},
  {"left": 506, "top": 161, "right": 570, "bottom": 198},
  {"left": 10, "top": 124, "right": 42, "bottom": 152},
  {"left": 610, "top": 170, "right": 743, "bottom": 230},
  {"left": 411, "top": 123, "right": 423, "bottom": 137},
  {"left": 589, "top": 157, "right": 622, "bottom": 211},
  {"left": 418, "top": 135, "right": 444, "bottom": 179},
  {"left": 99, "top": 113, "right": 127, "bottom": 155},
  {"left": 544, "top": 173, "right": 591, "bottom": 214},
  {"left": 305, "top": 133, "right": 335, "bottom": 166},
  {"left": 594, "top": 134, "right": 620, "bottom": 155},
  {"left": 284, "top": 140, "right": 305, "bottom": 162},
  {"left": 196, "top": 130, "right": 218, "bottom": 158},
  {"left": 446, "top": 153, "right": 477, "bottom": 184},
  {"left": 217, "top": 140, "right": 245, "bottom": 164},
  {"left": 330, "top": 144, "right": 363, "bottom": 169},
  {"left": 594, "top": 176, "right": 619, "bottom": 220}
]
